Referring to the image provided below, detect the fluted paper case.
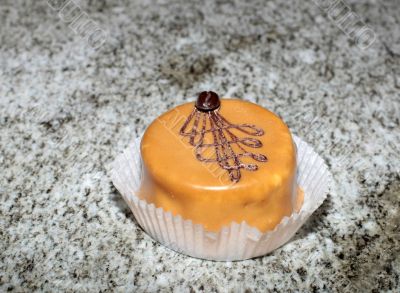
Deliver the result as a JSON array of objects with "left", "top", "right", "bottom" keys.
[{"left": 110, "top": 135, "right": 332, "bottom": 261}]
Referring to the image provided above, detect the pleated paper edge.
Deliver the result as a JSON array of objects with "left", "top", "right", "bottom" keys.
[{"left": 109, "top": 135, "right": 333, "bottom": 261}]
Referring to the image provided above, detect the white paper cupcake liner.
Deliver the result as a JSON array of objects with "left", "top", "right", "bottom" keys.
[{"left": 110, "top": 135, "right": 333, "bottom": 261}]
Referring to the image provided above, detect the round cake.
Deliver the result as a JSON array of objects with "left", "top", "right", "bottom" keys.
[{"left": 138, "top": 92, "right": 302, "bottom": 232}]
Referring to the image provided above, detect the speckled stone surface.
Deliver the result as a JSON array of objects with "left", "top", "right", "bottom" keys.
[{"left": 1, "top": 0, "right": 399, "bottom": 292}]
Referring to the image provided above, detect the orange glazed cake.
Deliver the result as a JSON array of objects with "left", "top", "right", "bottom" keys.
[{"left": 138, "top": 91, "right": 303, "bottom": 232}]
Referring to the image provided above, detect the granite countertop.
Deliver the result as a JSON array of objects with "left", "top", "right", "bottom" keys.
[{"left": 1, "top": 0, "right": 399, "bottom": 291}]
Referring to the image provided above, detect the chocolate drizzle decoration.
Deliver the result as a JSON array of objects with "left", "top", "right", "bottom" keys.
[{"left": 179, "top": 91, "right": 267, "bottom": 183}]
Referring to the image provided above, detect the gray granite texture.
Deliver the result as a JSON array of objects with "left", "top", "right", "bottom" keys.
[{"left": 1, "top": 0, "right": 399, "bottom": 292}]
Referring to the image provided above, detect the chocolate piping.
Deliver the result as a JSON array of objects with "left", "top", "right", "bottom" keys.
[{"left": 179, "top": 92, "right": 267, "bottom": 183}]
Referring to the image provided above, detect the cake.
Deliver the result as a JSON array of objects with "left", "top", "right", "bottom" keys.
[{"left": 138, "top": 91, "right": 303, "bottom": 232}]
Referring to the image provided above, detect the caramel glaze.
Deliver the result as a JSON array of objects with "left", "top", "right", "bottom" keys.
[{"left": 139, "top": 99, "right": 303, "bottom": 232}]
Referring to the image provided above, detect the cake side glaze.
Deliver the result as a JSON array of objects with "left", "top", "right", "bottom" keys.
[{"left": 139, "top": 98, "right": 299, "bottom": 232}]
